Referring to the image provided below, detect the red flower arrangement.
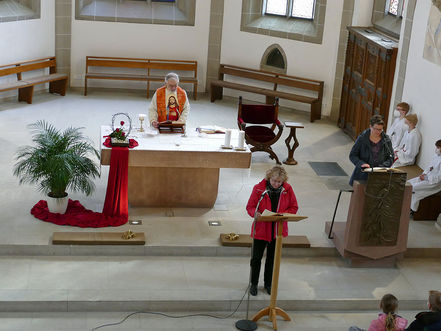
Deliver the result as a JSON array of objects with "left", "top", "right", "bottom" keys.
[
  {"left": 109, "top": 120, "right": 127, "bottom": 142},
  {"left": 108, "top": 113, "right": 132, "bottom": 147}
]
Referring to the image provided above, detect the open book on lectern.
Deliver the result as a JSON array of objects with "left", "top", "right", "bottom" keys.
[{"left": 257, "top": 209, "right": 308, "bottom": 222}]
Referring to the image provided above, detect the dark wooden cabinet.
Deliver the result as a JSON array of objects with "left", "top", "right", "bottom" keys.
[{"left": 338, "top": 27, "right": 398, "bottom": 140}]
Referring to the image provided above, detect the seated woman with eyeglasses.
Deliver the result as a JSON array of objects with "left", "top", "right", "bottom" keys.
[{"left": 349, "top": 115, "right": 394, "bottom": 186}]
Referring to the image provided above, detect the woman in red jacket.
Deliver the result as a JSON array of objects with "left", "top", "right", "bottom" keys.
[{"left": 246, "top": 166, "right": 298, "bottom": 296}]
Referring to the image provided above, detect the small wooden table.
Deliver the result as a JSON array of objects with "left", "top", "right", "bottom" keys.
[{"left": 283, "top": 122, "right": 304, "bottom": 165}]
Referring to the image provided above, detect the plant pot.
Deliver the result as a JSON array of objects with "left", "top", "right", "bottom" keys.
[{"left": 47, "top": 193, "right": 69, "bottom": 214}]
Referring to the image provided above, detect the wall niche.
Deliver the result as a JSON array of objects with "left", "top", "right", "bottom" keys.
[{"left": 260, "top": 44, "right": 287, "bottom": 74}]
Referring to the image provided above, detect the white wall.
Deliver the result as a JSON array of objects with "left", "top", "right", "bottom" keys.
[
  {"left": 352, "top": 0, "right": 374, "bottom": 26},
  {"left": 400, "top": 1, "right": 441, "bottom": 168},
  {"left": 219, "top": 0, "right": 344, "bottom": 117},
  {"left": 70, "top": 1, "right": 210, "bottom": 92},
  {"left": 0, "top": 1, "right": 55, "bottom": 97}
]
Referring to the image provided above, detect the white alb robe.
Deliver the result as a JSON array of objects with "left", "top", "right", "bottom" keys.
[
  {"left": 392, "top": 128, "right": 422, "bottom": 167},
  {"left": 387, "top": 117, "right": 408, "bottom": 150},
  {"left": 408, "top": 153, "right": 441, "bottom": 211}
]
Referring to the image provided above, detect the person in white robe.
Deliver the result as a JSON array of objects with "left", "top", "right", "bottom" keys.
[
  {"left": 387, "top": 102, "right": 410, "bottom": 150},
  {"left": 392, "top": 114, "right": 421, "bottom": 167},
  {"left": 408, "top": 140, "right": 441, "bottom": 211}
]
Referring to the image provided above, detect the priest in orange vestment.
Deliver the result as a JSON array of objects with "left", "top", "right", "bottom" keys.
[{"left": 148, "top": 72, "right": 190, "bottom": 128}]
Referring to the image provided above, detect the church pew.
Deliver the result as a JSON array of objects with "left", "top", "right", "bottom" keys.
[
  {"left": 396, "top": 164, "right": 441, "bottom": 220},
  {"left": 210, "top": 64, "right": 324, "bottom": 122},
  {"left": 0, "top": 57, "right": 68, "bottom": 104},
  {"left": 84, "top": 56, "right": 198, "bottom": 99}
]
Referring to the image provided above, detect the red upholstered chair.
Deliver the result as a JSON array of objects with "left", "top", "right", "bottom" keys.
[{"left": 237, "top": 96, "right": 283, "bottom": 164}]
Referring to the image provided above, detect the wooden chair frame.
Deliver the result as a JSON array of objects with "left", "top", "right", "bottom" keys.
[{"left": 238, "top": 96, "right": 283, "bottom": 164}]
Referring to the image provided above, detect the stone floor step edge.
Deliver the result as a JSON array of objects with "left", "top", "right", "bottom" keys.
[
  {"left": 0, "top": 299, "right": 427, "bottom": 312},
  {"left": 0, "top": 245, "right": 439, "bottom": 258}
]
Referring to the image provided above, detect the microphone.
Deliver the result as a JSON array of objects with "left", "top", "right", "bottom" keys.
[{"left": 253, "top": 190, "right": 269, "bottom": 221}]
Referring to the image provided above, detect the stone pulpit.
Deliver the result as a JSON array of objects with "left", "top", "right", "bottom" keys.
[{"left": 326, "top": 169, "right": 412, "bottom": 267}]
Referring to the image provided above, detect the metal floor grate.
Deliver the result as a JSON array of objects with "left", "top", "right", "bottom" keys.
[{"left": 308, "top": 161, "right": 348, "bottom": 177}]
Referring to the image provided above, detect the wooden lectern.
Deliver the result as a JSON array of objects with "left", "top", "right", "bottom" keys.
[{"left": 252, "top": 212, "right": 307, "bottom": 330}]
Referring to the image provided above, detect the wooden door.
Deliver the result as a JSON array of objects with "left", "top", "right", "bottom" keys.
[
  {"left": 338, "top": 27, "right": 397, "bottom": 141},
  {"left": 339, "top": 34, "right": 355, "bottom": 129},
  {"left": 347, "top": 35, "right": 366, "bottom": 138},
  {"left": 359, "top": 43, "right": 380, "bottom": 134}
]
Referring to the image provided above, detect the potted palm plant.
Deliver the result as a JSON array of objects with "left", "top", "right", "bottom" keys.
[{"left": 13, "top": 120, "right": 100, "bottom": 214}]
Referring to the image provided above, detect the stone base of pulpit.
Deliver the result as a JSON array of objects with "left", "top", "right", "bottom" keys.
[
  {"left": 325, "top": 172, "right": 412, "bottom": 268},
  {"left": 325, "top": 222, "right": 404, "bottom": 267}
]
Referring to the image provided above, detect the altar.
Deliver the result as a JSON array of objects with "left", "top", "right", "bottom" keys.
[{"left": 100, "top": 126, "right": 251, "bottom": 208}]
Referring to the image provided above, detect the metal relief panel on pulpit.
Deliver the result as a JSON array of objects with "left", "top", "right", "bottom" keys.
[{"left": 359, "top": 171, "right": 407, "bottom": 246}]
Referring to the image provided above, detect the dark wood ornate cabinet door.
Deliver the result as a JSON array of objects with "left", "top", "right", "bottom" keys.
[
  {"left": 348, "top": 35, "right": 366, "bottom": 138},
  {"left": 360, "top": 43, "right": 379, "bottom": 133},
  {"left": 338, "top": 27, "right": 397, "bottom": 140},
  {"left": 339, "top": 33, "right": 355, "bottom": 130},
  {"left": 378, "top": 48, "right": 397, "bottom": 128}
]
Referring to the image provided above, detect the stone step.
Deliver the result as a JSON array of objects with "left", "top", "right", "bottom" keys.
[
  {"left": 0, "top": 255, "right": 435, "bottom": 313},
  {"left": 0, "top": 311, "right": 423, "bottom": 331},
  {"left": 0, "top": 297, "right": 428, "bottom": 313},
  {"left": 0, "top": 244, "right": 440, "bottom": 258}
]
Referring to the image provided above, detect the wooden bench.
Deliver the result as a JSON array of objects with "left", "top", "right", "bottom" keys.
[
  {"left": 396, "top": 165, "right": 441, "bottom": 220},
  {"left": 210, "top": 64, "right": 324, "bottom": 122},
  {"left": 0, "top": 57, "right": 68, "bottom": 104},
  {"left": 84, "top": 56, "right": 198, "bottom": 99}
]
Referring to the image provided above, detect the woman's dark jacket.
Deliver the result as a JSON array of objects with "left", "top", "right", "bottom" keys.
[
  {"left": 349, "top": 129, "right": 394, "bottom": 186},
  {"left": 406, "top": 311, "right": 441, "bottom": 330}
]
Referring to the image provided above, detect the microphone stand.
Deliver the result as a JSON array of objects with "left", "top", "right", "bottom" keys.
[{"left": 236, "top": 191, "right": 267, "bottom": 331}]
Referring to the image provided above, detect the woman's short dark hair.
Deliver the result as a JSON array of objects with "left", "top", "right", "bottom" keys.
[
  {"left": 436, "top": 140, "right": 441, "bottom": 148},
  {"left": 370, "top": 115, "right": 384, "bottom": 127}
]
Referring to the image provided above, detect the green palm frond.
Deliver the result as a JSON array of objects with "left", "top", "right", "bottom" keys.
[{"left": 13, "top": 120, "right": 101, "bottom": 198}]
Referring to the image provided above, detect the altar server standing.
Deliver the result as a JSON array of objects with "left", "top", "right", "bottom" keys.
[
  {"left": 387, "top": 102, "right": 410, "bottom": 150},
  {"left": 408, "top": 140, "right": 441, "bottom": 211},
  {"left": 393, "top": 114, "right": 421, "bottom": 167}
]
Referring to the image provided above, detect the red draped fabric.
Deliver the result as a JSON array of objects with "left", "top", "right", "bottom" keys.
[
  {"left": 30, "top": 138, "right": 138, "bottom": 228},
  {"left": 102, "top": 146, "right": 129, "bottom": 218},
  {"left": 31, "top": 199, "right": 127, "bottom": 228}
]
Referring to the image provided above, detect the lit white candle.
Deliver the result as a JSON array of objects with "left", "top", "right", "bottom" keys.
[
  {"left": 237, "top": 130, "right": 245, "bottom": 149},
  {"left": 224, "top": 129, "right": 232, "bottom": 147},
  {"left": 138, "top": 113, "right": 146, "bottom": 121}
]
